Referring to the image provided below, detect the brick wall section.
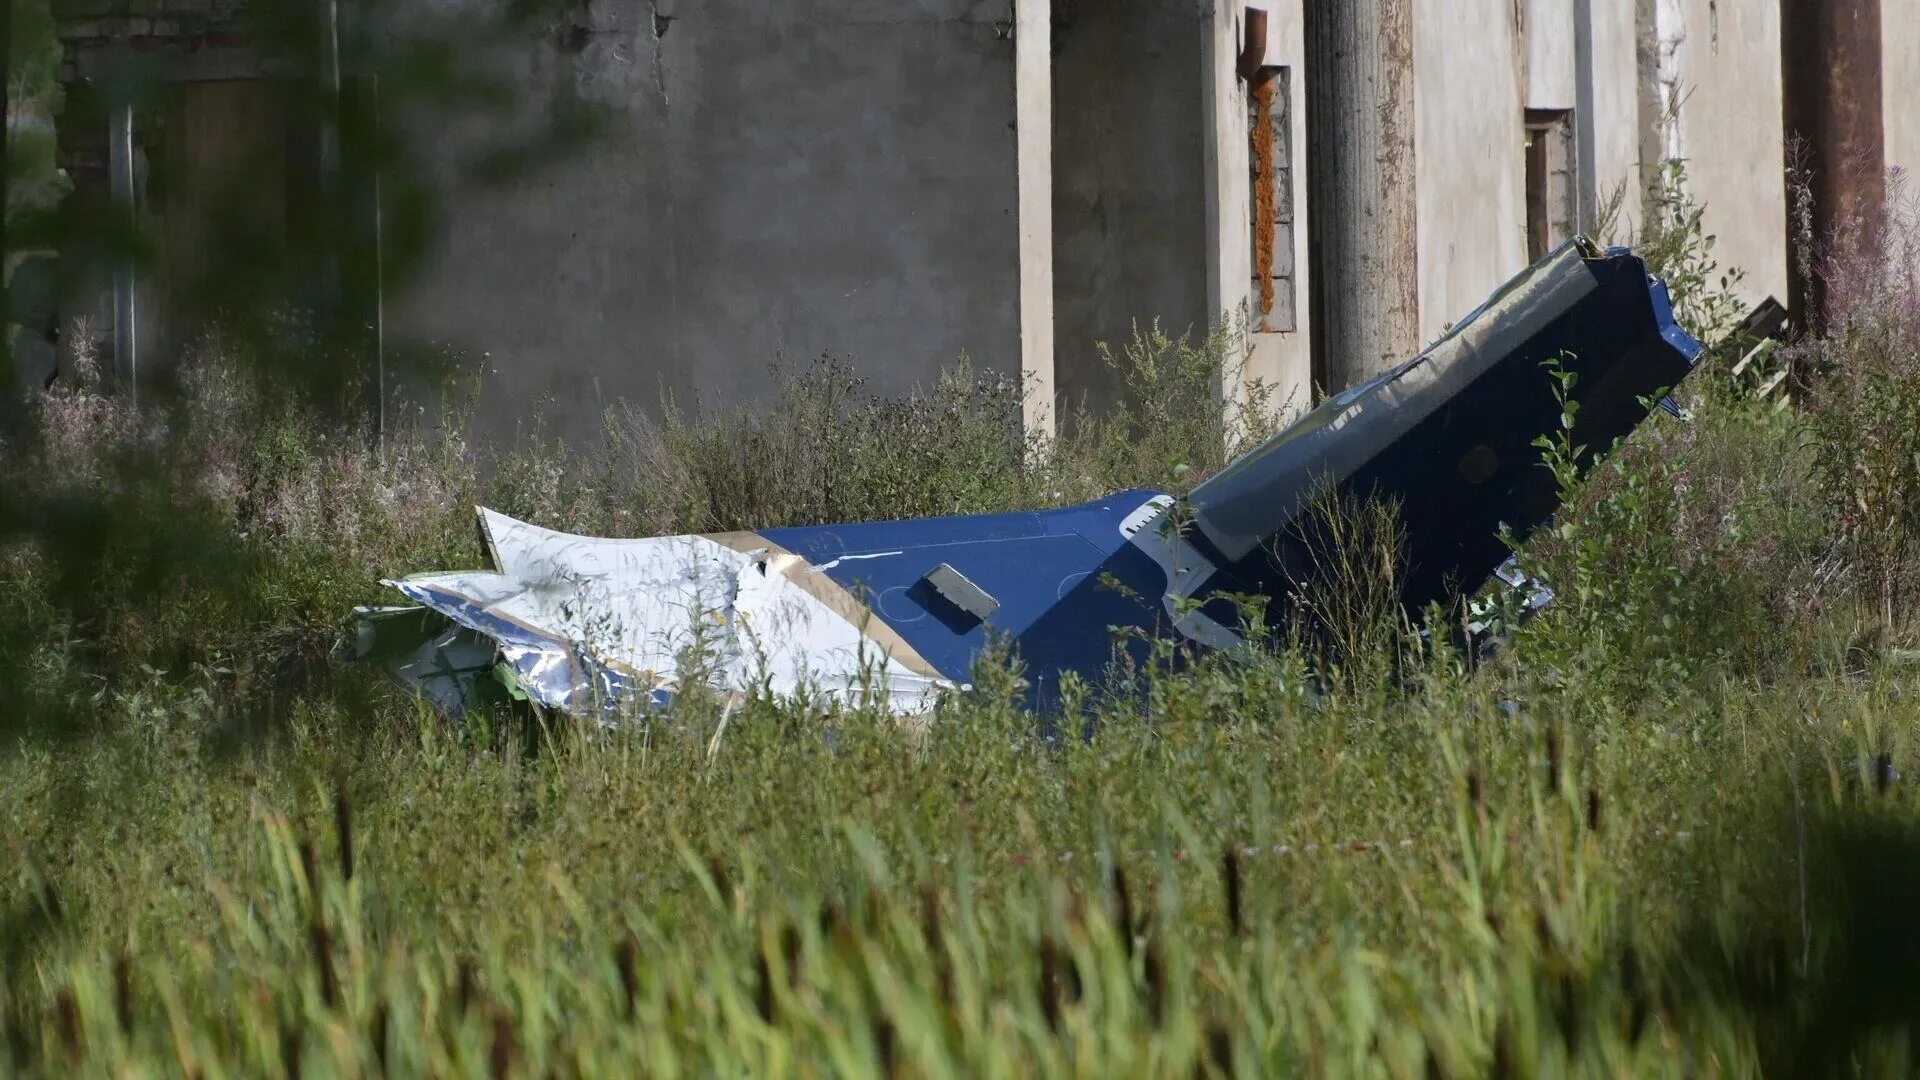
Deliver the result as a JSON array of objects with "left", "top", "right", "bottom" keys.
[{"left": 54, "top": 0, "right": 260, "bottom": 83}]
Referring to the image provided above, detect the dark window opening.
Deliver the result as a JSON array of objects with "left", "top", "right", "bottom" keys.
[{"left": 1525, "top": 108, "right": 1576, "bottom": 261}]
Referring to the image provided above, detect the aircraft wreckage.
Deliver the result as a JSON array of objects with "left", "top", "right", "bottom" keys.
[{"left": 346, "top": 239, "right": 1703, "bottom": 719}]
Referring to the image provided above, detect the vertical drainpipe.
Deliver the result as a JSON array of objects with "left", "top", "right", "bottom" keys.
[
  {"left": 0, "top": 0, "right": 11, "bottom": 349},
  {"left": 1781, "top": 0, "right": 1884, "bottom": 330},
  {"left": 368, "top": 75, "right": 386, "bottom": 449},
  {"left": 1014, "top": 0, "right": 1055, "bottom": 438},
  {"left": 109, "top": 101, "right": 139, "bottom": 394},
  {"left": 319, "top": 0, "right": 345, "bottom": 314}
]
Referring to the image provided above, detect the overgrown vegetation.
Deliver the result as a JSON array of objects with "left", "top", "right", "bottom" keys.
[{"left": 5, "top": 180, "right": 1920, "bottom": 1074}]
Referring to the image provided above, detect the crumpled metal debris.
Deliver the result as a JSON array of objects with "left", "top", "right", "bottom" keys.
[{"left": 345, "top": 238, "right": 1702, "bottom": 719}]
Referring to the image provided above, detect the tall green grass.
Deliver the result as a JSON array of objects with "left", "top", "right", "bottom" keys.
[
  {"left": 5, "top": 186, "right": 1920, "bottom": 1074},
  {"left": 4, "top": 628, "right": 1915, "bottom": 1075}
]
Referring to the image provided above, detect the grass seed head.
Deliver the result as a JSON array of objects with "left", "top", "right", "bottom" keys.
[
  {"left": 490, "top": 1009, "right": 518, "bottom": 1079},
  {"left": 1222, "top": 847, "right": 1244, "bottom": 939},
  {"left": 616, "top": 934, "right": 640, "bottom": 1019},
  {"left": 456, "top": 957, "right": 478, "bottom": 1014},
  {"left": 781, "top": 921, "right": 802, "bottom": 991},
  {"left": 1143, "top": 937, "right": 1166, "bottom": 1028},
  {"left": 1038, "top": 936, "right": 1063, "bottom": 1033},
  {"left": 299, "top": 837, "right": 321, "bottom": 902},
  {"left": 372, "top": 1002, "right": 390, "bottom": 1073},
  {"left": 1111, "top": 864, "right": 1136, "bottom": 958},
  {"left": 334, "top": 783, "right": 355, "bottom": 882},
  {"left": 281, "top": 1023, "right": 303, "bottom": 1080},
  {"left": 308, "top": 920, "right": 338, "bottom": 1008},
  {"left": 54, "top": 987, "right": 81, "bottom": 1065},
  {"left": 1204, "top": 1020, "right": 1233, "bottom": 1077},
  {"left": 707, "top": 856, "right": 731, "bottom": 910},
  {"left": 113, "top": 952, "right": 132, "bottom": 1034},
  {"left": 754, "top": 940, "right": 775, "bottom": 1023}
]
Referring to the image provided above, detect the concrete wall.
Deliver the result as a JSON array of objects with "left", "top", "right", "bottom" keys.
[
  {"left": 1525, "top": 0, "right": 1578, "bottom": 110},
  {"left": 1413, "top": 0, "right": 1527, "bottom": 341},
  {"left": 57, "top": 0, "right": 1842, "bottom": 439},
  {"left": 1662, "top": 0, "right": 1787, "bottom": 305},
  {"left": 1051, "top": 0, "right": 1208, "bottom": 418},
  {"left": 391, "top": 1, "right": 1026, "bottom": 440},
  {"left": 1886, "top": 11, "right": 1920, "bottom": 179}
]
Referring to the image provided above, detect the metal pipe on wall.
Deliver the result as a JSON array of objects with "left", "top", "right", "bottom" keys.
[
  {"left": 368, "top": 74, "right": 385, "bottom": 448},
  {"left": 1781, "top": 0, "right": 1884, "bottom": 330},
  {"left": 319, "top": 0, "right": 344, "bottom": 313},
  {"left": 109, "top": 101, "right": 138, "bottom": 392},
  {"left": 0, "top": 0, "right": 12, "bottom": 343}
]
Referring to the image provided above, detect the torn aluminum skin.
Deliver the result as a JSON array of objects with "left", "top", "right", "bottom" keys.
[
  {"left": 347, "top": 238, "right": 1702, "bottom": 721},
  {"left": 347, "top": 512, "right": 951, "bottom": 719}
]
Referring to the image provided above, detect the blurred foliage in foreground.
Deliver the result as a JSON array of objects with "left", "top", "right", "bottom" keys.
[{"left": 5, "top": 169, "right": 1920, "bottom": 1073}]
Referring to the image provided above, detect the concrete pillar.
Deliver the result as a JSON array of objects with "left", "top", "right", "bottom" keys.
[
  {"left": 1203, "top": 0, "right": 1254, "bottom": 425},
  {"left": 1015, "top": 0, "right": 1055, "bottom": 437},
  {"left": 1782, "top": 0, "right": 1884, "bottom": 327},
  {"left": 1304, "top": 0, "right": 1419, "bottom": 392},
  {"left": 1257, "top": 2, "right": 1314, "bottom": 422},
  {"left": 1573, "top": 0, "right": 1598, "bottom": 233},
  {"left": 1203, "top": 0, "right": 1252, "bottom": 350}
]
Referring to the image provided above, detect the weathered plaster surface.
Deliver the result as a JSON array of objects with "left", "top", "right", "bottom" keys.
[
  {"left": 1664, "top": 0, "right": 1786, "bottom": 305},
  {"left": 1414, "top": 0, "right": 1526, "bottom": 343},
  {"left": 392, "top": 0, "right": 1026, "bottom": 440},
  {"left": 1576, "top": 0, "right": 1641, "bottom": 237},
  {"left": 1885, "top": 8, "right": 1920, "bottom": 179},
  {"left": 1051, "top": 0, "right": 1207, "bottom": 419},
  {"left": 1525, "top": 0, "right": 1578, "bottom": 110}
]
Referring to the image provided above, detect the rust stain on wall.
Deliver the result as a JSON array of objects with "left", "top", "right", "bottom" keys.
[{"left": 1251, "top": 74, "right": 1277, "bottom": 329}]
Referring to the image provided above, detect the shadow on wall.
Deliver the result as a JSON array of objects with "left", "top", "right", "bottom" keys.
[{"left": 1050, "top": 0, "right": 1210, "bottom": 420}]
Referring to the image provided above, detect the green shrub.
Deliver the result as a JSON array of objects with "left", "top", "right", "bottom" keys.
[
  {"left": 1786, "top": 189, "right": 1920, "bottom": 628},
  {"left": 1514, "top": 171, "right": 1840, "bottom": 690},
  {"left": 604, "top": 355, "right": 1038, "bottom": 533}
]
